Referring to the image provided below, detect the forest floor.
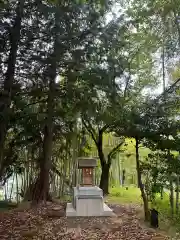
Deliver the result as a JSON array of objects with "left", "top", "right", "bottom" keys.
[{"left": 0, "top": 201, "right": 174, "bottom": 240}]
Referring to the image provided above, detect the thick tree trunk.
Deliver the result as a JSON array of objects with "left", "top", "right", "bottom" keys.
[
  {"left": 32, "top": 79, "right": 55, "bottom": 204},
  {"left": 99, "top": 163, "right": 110, "bottom": 195},
  {"left": 135, "top": 137, "right": 149, "bottom": 221},
  {"left": 0, "top": 0, "right": 24, "bottom": 177},
  {"left": 32, "top": 13, "right": 58, "bottom": 203},
  {"left": 97, "top": 130, "right": 110, "bottom": 195},
  {"left": 22, "top": 178, "right": 52, "bottom": 202}
]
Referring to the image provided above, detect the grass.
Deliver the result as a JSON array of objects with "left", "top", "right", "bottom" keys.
[{"left": 107, "top": 186, "right": 142, "bottom": 204}]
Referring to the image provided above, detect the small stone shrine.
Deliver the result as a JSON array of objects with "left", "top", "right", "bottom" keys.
[{"left": 66, "top": 157, "right": 114, "bottom": 217}]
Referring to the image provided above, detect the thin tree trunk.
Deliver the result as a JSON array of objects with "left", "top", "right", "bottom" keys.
[
  {"left": 162, "top": 45, "right": 165, "bottom": 93},
  {"left": 0, "top": 0, "right": 24, "bottom": 176},
  {"left": 26, "top": 148, "right": 30, "bottom": 192},
  {"left": 30, "top": 147, "right": 34, "bottom": 186},
  {"left": 173, "top": 9, "right": 180, "bottom": 47},
  {"left": 118, "top": 155, "right": 121, "bottom": 185},
  {"left": 16, "top": 173, "right": 19, "bottom": 203},
  {"left": 160, "top": 186, "right": 163, "bottom": 200},
  {"left": 4, "top": 183, "right": 7, "bottom": 201},
  {"left": 176, "top": 175, "right": 179, "bottom": 214},
  {"left": 9, "top": 174, "right": 15, "bottom": 201},
  {"left": 168, "top": 150, "right": 174, "bottom": 215},
  {"left": 170, "top": 176, "right": 174, "bottom": 215},
  {"left": 72, "top": 124, "right": 78, "bottom": 187},
  {"left": 61, "top": 155, "right": 68, "bottom": 196},
  {"left": 135, "top": 137, "right": 149, "bottom": 221}
]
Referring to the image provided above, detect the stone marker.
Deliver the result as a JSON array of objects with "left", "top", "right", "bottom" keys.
[{"left": 66, "top": 157, "right": 115, "bottom": 217}]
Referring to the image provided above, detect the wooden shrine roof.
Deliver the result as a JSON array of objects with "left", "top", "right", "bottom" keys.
[{"left": 77, "top": 157, "right": 97, "bottom": 168}]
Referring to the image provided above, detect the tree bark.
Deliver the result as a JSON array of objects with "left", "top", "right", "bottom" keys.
[
  {"left": 97, "top": 130, "right": 110, "bottom": 195},
  {"left": 173, "top": 9, "right": 180, "bottom": 47},
  {"left": 135, "top": 137, "right": 149, "bottom": 221},
  {"left": 32, "top": 80, "right": 55, "bottom": 204},
  {"left": 0, "top": 0, "right": 24, "bottom": 177},
  {"left": 168, "top": 150, "right": 174, "bottom": 215},
  {"left": 99, "top": 162, "right": 110, "bottom": 195},
  {"left": 176, "top": 175, "right": 179, "bottom": 214},
  {"left": 22, "top": 178, "right": 52, "bottom": 202},
  {"left": 169, "top": 176, "right": 174, "bottom": 216},
  {"left": 160, "top": 186, "right": 163, "bottom": 200},
  {"left": 32, "top": 10, "right": 58, "bottom": 204}
]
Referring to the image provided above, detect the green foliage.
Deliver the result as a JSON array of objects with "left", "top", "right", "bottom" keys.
[
  {"left": 108, "top": 187, "right": 180, "bottom": 235},
  {"left": 152, "top": 194, "right": 180, "bottom": 233}
]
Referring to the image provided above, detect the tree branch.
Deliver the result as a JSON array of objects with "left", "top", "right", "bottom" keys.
[
  {"left": 23, "top": 100, "right": 46, "bottom": 108},
  {"left": 107, "top": 139, "right": 124, "bottom": 165},
  {"left": 82, "top": 118, "right": 98, "bottom": 146},
  {"left": 123, "top": 63, "right": 131, "bottom": 100},
  {"left": 51, "top": 164, "right": 72, "bottom": 189},
  {"left": 100, "top": 124, "right": 110, "bottom": 133}
]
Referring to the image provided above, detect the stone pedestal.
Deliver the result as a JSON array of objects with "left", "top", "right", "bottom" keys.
[{"left": 66, "top": 186, "right": 114, "bottom": 217}]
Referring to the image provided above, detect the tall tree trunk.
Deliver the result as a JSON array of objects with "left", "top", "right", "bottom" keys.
[
  {"left": 32, "top": 12, "right": 58, "bottom": 204},
  {"left": 173, "top": 9, "right": 180, "bottom": 47},
  {"left": 169, "top": 176, "right": 174, "bottom": 216},
  {"left": 176, "top": 175, "right": 179, "bottom": 214},
  {"left": 162, "top": 45, "right": 165, "bottom": 93},
  {"left": 0, "top": 0, "right": 24, "bottom": 177},
  {"left": 168, "top": 150, "right": 174, "bottom": 215},
  {"left": 118, "top": 155, "right": 121, "bottom": 185},
  {"left": 32, "top": 78, "right": 55, "bottom": 203},
  {"left": 135, "top": 137, "right": 149, "bottom": 221}
]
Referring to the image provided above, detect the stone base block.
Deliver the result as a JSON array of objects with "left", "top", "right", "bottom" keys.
[
  {"left": 66, "top": 203, "right": 76, "bottom": 217},
  {"left": 66, "top": 202, "right": 115, "bottom": 217},
  {"left": 76, "top": 197, "right": 104, "bottom": 216}
]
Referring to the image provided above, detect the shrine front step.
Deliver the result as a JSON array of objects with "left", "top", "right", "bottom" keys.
[{"left": 66, "top": 202, "right": 115, "bottom": 217}]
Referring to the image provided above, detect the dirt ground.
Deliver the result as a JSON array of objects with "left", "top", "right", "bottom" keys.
[{"left": 0, "top": 202, "right": 171, "bottom": 239}]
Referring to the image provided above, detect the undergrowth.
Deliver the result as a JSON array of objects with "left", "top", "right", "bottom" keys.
[{"left": 107, "top": 186, "right": 180, "bottom": 236}]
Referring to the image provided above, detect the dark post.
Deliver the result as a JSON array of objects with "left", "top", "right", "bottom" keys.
[{"left": 150, "top": 208, "right": 159, "bottom": 228}]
